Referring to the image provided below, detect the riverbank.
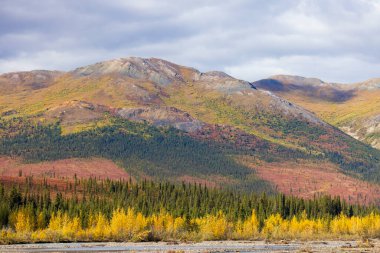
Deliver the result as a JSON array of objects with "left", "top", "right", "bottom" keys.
[{"left": 0, "top": 240, "right": 379, "bottom": 252}]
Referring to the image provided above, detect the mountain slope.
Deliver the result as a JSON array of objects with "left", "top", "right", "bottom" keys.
[
  {"left": 1, "top": 58, "right": 380, "bottom": 204},
  {"left": 252, "top": 75, "right": 380, "bottom": 149}
]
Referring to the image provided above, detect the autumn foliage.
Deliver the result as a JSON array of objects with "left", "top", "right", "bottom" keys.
[
  {"left": 0, "top": 179, "right": 379, "bottom": 243},
  {"left": 1, "top": 207, "right": 380, "bottom": 243}
]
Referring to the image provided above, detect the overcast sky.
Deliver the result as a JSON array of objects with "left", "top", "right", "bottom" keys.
[{"left": 1, "top": 0, "right": 379, "bottom": 83}]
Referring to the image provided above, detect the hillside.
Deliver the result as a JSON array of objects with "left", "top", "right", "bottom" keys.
[
  {"left": 1, "top": 57, "right": 380, "bottom": 204},
  {"left": 253, "top": 75, "right": 380, "bottom": 149}
]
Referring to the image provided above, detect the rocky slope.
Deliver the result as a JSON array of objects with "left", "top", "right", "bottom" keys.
[{"left": 253, "top": 75, "right": 380, "bottom": 149}]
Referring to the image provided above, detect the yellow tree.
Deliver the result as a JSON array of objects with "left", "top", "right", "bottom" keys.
[
  {"left": 233, "top": 209, "right": 259, "bottom": 240},
  {"left": 330, "top": 213, "right": 351, "bottom": 237},
  {"left": 14, "top": 209, "right": 33, "bottom": 234},
  {"left": 110, "top": 208, "right": 146, "bottom": 241},
  {"left": 61, "top": 214, "right": 82, "bottom": 240},
  {"left": 197, "top": 211, "right": 230, "bottom": 240},
  {"left": 88, "top": 212, "right": 111, "bottom": 241},
  {"left": 110, "top": 208, "right": 128, "bottom": 240},
  {"left": 262, "top": 214, "right": 288, "bottom": 239}
]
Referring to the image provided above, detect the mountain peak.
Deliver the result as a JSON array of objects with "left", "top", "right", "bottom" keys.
[
  {"left": 71, "top": 57, "right": 200, "bottom": 86},
  {"left": 269, "top": 75, "right": 326, "bottom": 87},
  {"left": 350, "top": 78, "right": 380, "bottom": 90},
  {"left": 69, "top": 57, "right": 256, "bottom": 94},
  {"left": 0, "top": 70, "right": 64, "bottom": 94}
]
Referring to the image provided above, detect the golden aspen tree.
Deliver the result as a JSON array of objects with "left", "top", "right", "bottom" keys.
[
  {"left": 366, "top": 213, "right": 380, "bottom": 238},
  {"left": 61, "top": 214, "right": 82, "bottom": 240},
  {"left": 173, "top": 217, "right": 186, "bottom": 237},
  {"left": 197, "top": 211, "right": 230, "bottom": 240},
  {"left": 330, "top": 213, "right": 351, "bottom": 236},
  {"left": 89, "top": 212, "right": 111, "bottom": 240},
  {"left": 31, "top": 229, "right": 47, "bottom": 242},
  {"left": 36, "top": 212, "right": 47, "bottom": 230},
  {"left": 131, "top": 211, "right": 148, "bottom": 241},
  {"left": 14, "top": 210, "right": 33, "bottom": 234},
  {"left": 110, "top": 208, "right": 129, "bottom": 241},
  {"left": 48, "top": 212, "right": 63, "bottom": 231},
  {"left": 233, "top": 209, "right": 259, "bottom": 239},
  {"left": 262, "top": 214, "right": 288, "bottom": 239},
  {"left": 149, "top": 211, "right": 169, "bottom": 240},
  {"left": 46, "top": 211, "right": 64, "bottom": 241}
]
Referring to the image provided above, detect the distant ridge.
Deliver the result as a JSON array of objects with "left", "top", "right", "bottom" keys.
[{"left": 252, "top": 74, "right": 380, "bottom": 149}]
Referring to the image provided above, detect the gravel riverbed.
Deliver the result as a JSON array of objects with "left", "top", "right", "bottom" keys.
[{"left": 0, "top": 240, "right": 379, "bottom": 253}]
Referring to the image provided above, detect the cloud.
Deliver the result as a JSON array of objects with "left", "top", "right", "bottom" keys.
[{"left": 0, "top": 0, "right": 379, "bottom": 82}]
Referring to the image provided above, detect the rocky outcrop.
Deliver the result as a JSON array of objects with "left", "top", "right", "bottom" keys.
[
  {"left": 117, "top": 107, "right": 204, "bottom": 132},
  {"left": 342, "top": 114, "right": 380, "bottom": 149},
  {"left": 44, "top": 100, "right": 110, "bottom": 125}
]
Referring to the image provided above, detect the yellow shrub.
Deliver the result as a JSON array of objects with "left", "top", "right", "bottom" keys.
[
  {"left": 110, "top": 208, "right": 147, "bottom": 241},
  {"left": 173, "top": 217, "right": 186, "bottom": 235},
  {"left": 4, "top": 207, "right": 380, "bottom": 243},
  {"left": 149, "top": 211, "right": 172, "bottom": 240},
  {"left": 45, "top": 212, "right": 83, "bottom": 241},
  {"left": 110, "top": 208, "right": 128, "bottom": 240},
  {"left": 331, "top": 213, "right": 351, "bottom": 236},
  {"left": 14, "top": 210, "right": 33, "bottom": 233},
  {"left": 262, "top": 214, "right": 288, "bottom": 239},
  {"left": 31, "top": 230, "right": 48, "bottom": 242},
  {"left": 48, "top": 212, "right": 64, "bottom": 231},
  {"left": 61, "top": 214, "right": 82, "bottom": 240},
  {"left": 330, "top": 212, "right": 380, "bottom": 238},
  {"left": 233, "top": 209, "right": 259, "bottom": 240},
  {"left": 88, "top": 212, "right": 111, "bottom": 241},
  {"left": 197, "top": 211, "right": 231, "bottom": 240},
  {"left": 36, "top": 212, "right": 48, "bottom": 230},
  {"left": 287, "top": 213, "right": 327, "bottom": 239},
  {"left": 361, "top": 212, "right": 380, "bottom": 238}
]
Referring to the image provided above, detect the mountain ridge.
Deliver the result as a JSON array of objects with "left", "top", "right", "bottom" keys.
[
  {"left": 252, "top": 74, "right": 380, "bottom": 149},
  {"left": 1, "top": 57, "right": 380, "bottom": 204}
]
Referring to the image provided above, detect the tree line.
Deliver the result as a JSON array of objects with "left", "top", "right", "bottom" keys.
[
  {"left": 0, "top": 117, "right": 272, "bottom": 192},
  {"left": 0, "top": 179, "right": 379, "bottom": 243}
]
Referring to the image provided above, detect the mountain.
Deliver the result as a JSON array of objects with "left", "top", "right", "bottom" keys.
[
  {"left": 1, "top": 58, "right": 380, "bottom": 204},
  {"left": 252, "top": 75, "right": 380, "bottom": 149},
  {"left": 0, "top": 70, "right": 64, "bottom": 95}
]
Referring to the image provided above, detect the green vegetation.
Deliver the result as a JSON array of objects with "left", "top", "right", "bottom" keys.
[
  {"left": 1, "top": 116, "right": 380, "bottom": 185},
  {"left": 165, "top": 91, "right": 380, "bottom": 182},
  {"left": 0, "top": 117, "right": 271, "bottom": 192},
  {"left": 325, "top": 131, "right": 380, "bottom": 182},
  {"left": 0, "top": 179, "right": 379, "bottom": 243}
]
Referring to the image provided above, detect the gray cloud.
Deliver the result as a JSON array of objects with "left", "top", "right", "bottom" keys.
[{"left": 0, "top": 0, "right": 379, "bottom": 83}]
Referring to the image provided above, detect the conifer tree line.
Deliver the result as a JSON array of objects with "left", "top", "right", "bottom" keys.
[
  {"left": 0, "top": 117, "right": 273, "bottom": 192},
  {"left": 1, "top": 116, "right": 380, "bottom": 189},
  {"left": 0, "top": 179, "right": 379, "bottom": 243}
]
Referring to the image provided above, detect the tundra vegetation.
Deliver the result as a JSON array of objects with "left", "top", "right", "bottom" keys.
[{"left": 0, "top": 179, "right": 379, "bottom": 244}]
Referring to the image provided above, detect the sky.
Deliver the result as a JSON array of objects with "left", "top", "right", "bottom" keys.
[{"left": 0, "top": 0, "right": 380, "bottom": 83}]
